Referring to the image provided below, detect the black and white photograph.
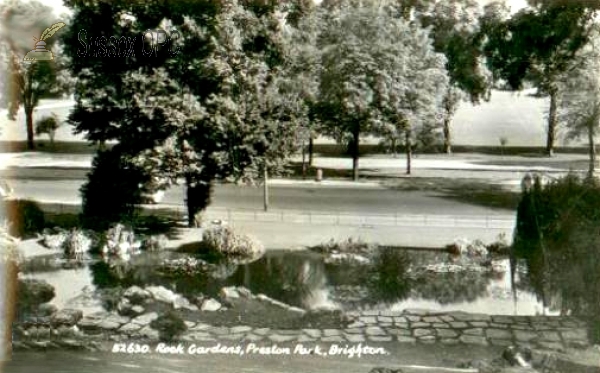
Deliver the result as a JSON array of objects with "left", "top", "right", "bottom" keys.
[{"left": 1, "top": 0, "right": 599, "bottom": 372}]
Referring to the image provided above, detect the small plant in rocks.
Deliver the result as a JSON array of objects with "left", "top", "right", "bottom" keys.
[
  {"left": 141, "top": 234, "right": 167, "bottom": 252},
  {"left": 101, "top": 223, "right": 142, "bottom": 260},
  {"left": 150, "top": 311, "right": 187, "bottom": 342},
  {"left": 62, "top": 228, "right": 93, "bottom": 260},
  {"left": 41, "top": 228, "right": 69, "bottom": 250}
]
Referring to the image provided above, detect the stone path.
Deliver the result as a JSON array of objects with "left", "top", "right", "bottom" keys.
[{"left": 12, "top": 309, "right": 591, "bottom": 353}]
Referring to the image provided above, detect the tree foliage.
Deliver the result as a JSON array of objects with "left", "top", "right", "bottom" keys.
[
  {"left": 316, "top": 3, "right": 447, "bottom": 178},
  {"left": 482, "top": 0, "right": 599, "bottom": 155},
  {"left": 557, "top": 29, "right": 600, "bottom": 177},
  {"left": 35, "top": 112, "right": 61, "bottom": 144},
  {"left": 0, "top": 0, "right": 71, "bottom": 149},
  {"left": 64, "top": 0, "right": 298, "bottom": 226}
]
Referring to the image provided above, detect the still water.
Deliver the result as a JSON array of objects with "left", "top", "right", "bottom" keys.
[{"left": 19, "top": 248, "right": 550, "bottom": 316}]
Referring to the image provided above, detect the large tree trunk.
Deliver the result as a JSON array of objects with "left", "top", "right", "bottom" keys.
[
  {"left": 352, "top": 127, "right": 360, "bottom": 181},
  {"left": 263, "top": 162, "right": 269, "bottom": 212},
  {"left": 308, "top": 135, "right": 314, "bottom": 166},
  {"left": 588, "top": 124, "right": 596, "bottom": 178},
  {"left": 25, "top": 106, "right": 34, "bottom": 150},
  {"left": 546, "top": 90, "right": 558, "bottom": 157},
  {"left": 405, "top": 127, "right": 412, "bottom": 175},
  {"left": 301, "top": 140, "right": 307, "bottom": 179},
  {"left": 443, "top": 115, "right": 452, "bottom": 154}
]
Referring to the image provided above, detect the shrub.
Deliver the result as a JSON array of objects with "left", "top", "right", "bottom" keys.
[
  {"left": 17, "top": 279, "right": 55, "bottom": 312},
  {"left": 100, "top": 223, "right": 142, "bottom": 259},
  {"left": 310, "top": 237, "right": 373, "bottom": 255},
  {"left": 0, "top": 222, "right": 21, "bottom": 264},
  {"left": 35, "top": 113, "right": 61, "bottom": 145},
  {"left": 141, "top": 234, "right": 167, "bottom": 252},
  {"left": 98, "top": 287, "right": 124, "bottom": 311},
  {"left": 3, "top": 199, "right": 45, "bottom": 238},
  {"left": 150, "top": 311, "right": 187, "bottom": 342},
  {"left": 81, "top": 148, "right": 150, "bottom": 231},
  {"left": 514, "top": 173, "right": 600, "bottom": 342},
  {"left": 202, "top": 226, "right": 264, "bottom": 260},
  {"left": 62, "top": 228, "right": 93, "bottom": 259}
]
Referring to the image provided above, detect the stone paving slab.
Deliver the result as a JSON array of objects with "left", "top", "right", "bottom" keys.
[{"left": 13, "top": 309, "right": 592, "bottom": 353}]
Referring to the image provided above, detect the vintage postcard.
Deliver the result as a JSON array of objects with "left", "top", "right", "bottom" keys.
[{"left": 1, "top": 0, "right": 599, "bottom": 372}]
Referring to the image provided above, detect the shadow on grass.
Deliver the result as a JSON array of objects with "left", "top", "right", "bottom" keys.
[
  {"left": 0, "top": 141, "right": 108, "bottom": 154},
  {"left": 385, "top": 177, "right": 521, "bottom": 211},
  {"left": 438, "top": 188, "right": 521, "bottom": 211},
  {"left": 44, "top": 209, "right": 183, "bottom": 240}
]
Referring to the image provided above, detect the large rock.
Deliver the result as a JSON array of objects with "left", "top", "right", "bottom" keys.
[
  {"left": 37, "top": 303, "right": 58, "bottom": 317},
  {"left": 220, "top": 287, "right": 240, "bottom": 300},
  {"left": 131, "top": 312, "right": 159, "bottom": 327},
  {"left": 201, "top": 299, "right": 222, "bottom": 312},
  {"left": 117, "top": 298, "right": 132, "bottom": 316},
  {"left": 17, "top": 279, "right": 55, "bottom": 310},
  {"left": 123, "top": 286, "right": 151, "bottom": 304},
  {"left": 145, "top": 286, "right": 178, "bottom": 304},
  {"left": 51, "top": 309, "right": 83, "bottom": 327},
  {"left": 173, "top": 295, "right": 198, "bottom": 311}
]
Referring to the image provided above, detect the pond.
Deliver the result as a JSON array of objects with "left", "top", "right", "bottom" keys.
[{"left": 19, "top": 247, "right": 553, "bottom": 317}]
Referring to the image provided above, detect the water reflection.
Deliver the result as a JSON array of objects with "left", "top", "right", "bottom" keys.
[{"left": 20, "top": 248, "right": 550, "bottom": 316}]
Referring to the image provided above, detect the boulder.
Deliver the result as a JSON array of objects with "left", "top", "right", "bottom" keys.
[
  {"left": 117, "top": 298, "right": 132, "bottom": 316},
  {"left": 220, "top": 287, "right": 240, "bottom": 300},
  {"left": 123, "top": 286, "right": 151, "bottom": 304},
  {"left": 131, "top": 305, "right": 145, "bottom": 316},
  {"left": 51, "top": 309, "right": 83, "bottom": 327},
  {"left": 37, "top": 303, "right": 58, "bottom": 317},
  {"left": 17, "top": 279, "right": 55, "bottom": 310},
  {"left": 131, "top": 312, "right": 159, "bottom": 327},
  {"left": 201, "top": 299, "right": 222, "bottom": 312},
  {"left": 145, "top": 286, "right": 178, "bottom": 304},
  {"left": 173, "top": 295, "right": 198, "bottom": 311},
  {"left": 237, "top": 287, "right": 252, "bottom": 298}
]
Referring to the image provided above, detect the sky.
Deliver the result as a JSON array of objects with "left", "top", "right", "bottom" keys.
[{"left": 42, "top": 0, "right": 529, "bottom": 17}]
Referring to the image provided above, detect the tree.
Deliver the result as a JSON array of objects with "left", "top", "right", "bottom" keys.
[
  {"left": 63, "top": 0, "right": 297, "bottom": 227},
  {"left": 35, "top": 112, "right": 60, "bottom": 146},
  {"left": 282, "top": 2, "right": 323, "bottom": 170},
  {"left": 317, "top": 3, "right": 447, "bottom": 179},
  {"left": 482, "top": 0, "right": 599, "bottom": 156},
  {"left": 0, "top": 0, "right": 70, "bottom": 150},
  {"left": 417, "top": 0, "right": 492, "bottom": 154},
  {"left": 557, "top": 29, "right": 600, "bottom": 178}
]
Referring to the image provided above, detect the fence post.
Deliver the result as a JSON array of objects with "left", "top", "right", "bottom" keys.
[{"left": 309, "top": 211, "right": 312, "bottom": 224}]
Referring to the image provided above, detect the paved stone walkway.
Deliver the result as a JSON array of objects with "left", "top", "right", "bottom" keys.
[{"left": 12, "top": 309, "right": 590, "bottom": 353}]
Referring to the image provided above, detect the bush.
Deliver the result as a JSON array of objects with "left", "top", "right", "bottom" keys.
[
  {"left": 141, "top": 234, "right": 167, "bottom": 252},
  {"left": 310, "top": 237, "right": 373, "bottom": 255},
  {"left": 100, "top": 223, "right": 142, "bottom": 259},
  {"left": 150, "top": 311, "right": 187, "bottom": 342},
  {"left": 98, "top": 287, "right": 124, "bottom": 311},
  {"left": 3, "top": 199, "right": 45, "bottom": 238},
  {"left": 62, "top": 228, "right": 93, "bottom": 259},
  {"left": 17, "top": 279, "right": 55, "bottom": 313},
  {"left": 202, "top": 226, "right": 264, "bottom": 260},
  {"left": 514, "top": 173, "right": 600, "bottom": 342},
  {"left": 81, "top": 148, "right": 150, "bottom": 231}
]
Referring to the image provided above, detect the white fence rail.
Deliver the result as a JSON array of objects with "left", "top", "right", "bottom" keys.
[{"left": 40, "top": 203, "right": 516, "bottom": 229}]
